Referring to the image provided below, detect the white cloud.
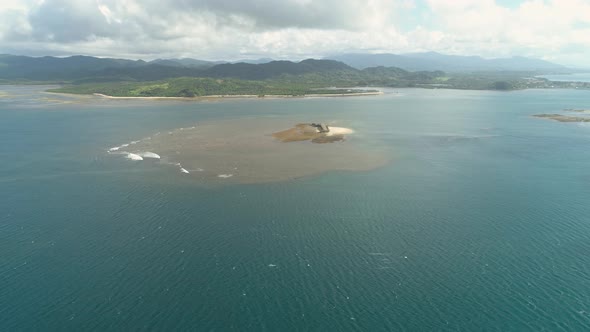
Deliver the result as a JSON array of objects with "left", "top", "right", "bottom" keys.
[
  {"left": 425, "top": 0, "right": 590, "bottom": 65},
  {"left": 0, "top": 0, "right": 589, "bottom": 66}
]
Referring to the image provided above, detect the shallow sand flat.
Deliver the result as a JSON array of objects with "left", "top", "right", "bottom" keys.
[
  {"left": 564, "top": 109, "right": 590, "bottom": 113},
  {"left": 123, "top": 118, "right": 388, "bottom": 184},
  {"left": 534, "top": 113, "right": 590, "bottom": 122}
]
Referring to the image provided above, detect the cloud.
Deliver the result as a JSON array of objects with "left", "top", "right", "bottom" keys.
[
  {"left": 424, "top": 0, "right": 590, "bottom": 65},
  {"left": 0, "top": 0, "right": 589, "bottom": 66}
]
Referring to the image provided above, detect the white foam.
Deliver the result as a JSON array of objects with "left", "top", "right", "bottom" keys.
[
  {"left": 121, "top": 143, "right": 129, "bottom": 148},
  {"left": 180, "top": 168, "right": 190, "bottom": 174},
  {"left": 109, "top": 150, "right": 129, "bottom": 155},
  {"left": 126, "top": 153, "right": 143, "bottom": 161},
  {"left": 130, "top": 140, "right": 140, "bottom": 145},
  {"left": 218, "top": 174, "right": 233, "bottom": 178},
  {"left": 138, "top": 152, "right": 161, "bottom": 159},
  {"left": 109, "top": 146, "right": 120, "bottom": 152}
]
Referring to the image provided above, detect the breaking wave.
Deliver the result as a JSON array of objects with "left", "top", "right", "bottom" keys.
[
  {"left": 137, "top": 152, "right": 161, "bottom": 159},
  {"left": 126, "top": 153, "right": 143, "bottom": 161}
]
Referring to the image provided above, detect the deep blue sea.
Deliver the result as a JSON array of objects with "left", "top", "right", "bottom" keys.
[{"left": 2, "top": 86, "right": 590, "bottom": 331}]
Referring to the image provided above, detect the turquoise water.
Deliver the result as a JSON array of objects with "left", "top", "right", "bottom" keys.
[{"left": 2, "top": 86, "right": 590, "bottom": 330}]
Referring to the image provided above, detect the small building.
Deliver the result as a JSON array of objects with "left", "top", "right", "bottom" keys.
[{"left": 311, "top": 123, "right": 330, "bottom": 133}]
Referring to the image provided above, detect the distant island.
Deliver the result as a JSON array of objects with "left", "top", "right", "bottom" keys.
[
  {"left": 1, "top": 54, "right": 589, "bottom": 97},
  {"left": 534, "top": 109, "right": 590, "bottom": 122}
]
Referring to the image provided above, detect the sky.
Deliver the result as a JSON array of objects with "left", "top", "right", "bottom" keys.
[{"left": 1, "top": 0, "right": 590, "bottom": 66}]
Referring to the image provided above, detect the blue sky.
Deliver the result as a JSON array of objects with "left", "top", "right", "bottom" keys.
[
  {"left": 495, "top": 0, "right": 527, "bottom": 8},
  {"left": 0, "top": 0, "right": 589, "bottom": 67}
]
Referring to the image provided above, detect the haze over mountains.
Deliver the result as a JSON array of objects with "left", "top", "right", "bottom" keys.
[
  {"left": 327, "top": 52, "right": 567, "bottom": 71},
  {"left": 143, "top": 52, "right": 569, "bottom": 72},
  {"left": 150, "top": 52, "right": 568, "bottom": 72},
  {"left": 0, "top": 52, "right": 570, "bottom": 83}
]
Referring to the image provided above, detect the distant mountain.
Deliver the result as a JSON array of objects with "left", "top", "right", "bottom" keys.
[
  {"left": 99, "top": 59, "right": 355, "bottom": 81},
  {"left": 148, "top": 58, "right": 275, "bottom": 68},
  {"left": 148, "top": 59, "right": 186, "bottom": 67},
  {"left": 202, "top": 59, "right": 355, "bottom": 80},
  {"left": 327, "top": 52, "right": 566, "bottom": 72},
  {"left": 149, "top": 58, "right": 226, "bottom": 68},
  {"left": 0, "top": 54, "right": 146, "bottom": 81},
  {"left": 1, "top": 52, "right": 567, "bottom": 84},
  {"left": 231, "top": 58, "right": 275, "bottom": 65},
  {"left": 0, "top": 54, "right": 361, "bottom": 82}
]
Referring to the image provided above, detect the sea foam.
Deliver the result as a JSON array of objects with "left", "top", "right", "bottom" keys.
[
  {"left": 138, "top": 152, "right": 161, "bottom": 159},
  {"left": 126, "top": 153, "right": 144, "bottom": 161}
]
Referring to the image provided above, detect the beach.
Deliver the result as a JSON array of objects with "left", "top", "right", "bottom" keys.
[{"left": 90, "top": 91, "right": 383, "bottom": 100}]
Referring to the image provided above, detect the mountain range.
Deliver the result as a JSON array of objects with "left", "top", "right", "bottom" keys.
[
  {"left": 0, "top": 52, "right": 569, "bottom": 84},
  {"left": 150, "top": 52, "right": 568, "bottom": 72},
  {"left": 326, "top": 52, "right": 566, "bottom": 72},
  {"left": 0, "top": 54, "right": 422, "bottom": 83}
]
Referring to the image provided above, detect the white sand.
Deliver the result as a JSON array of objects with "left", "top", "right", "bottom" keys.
[{"left": 327, "top": 127, "right": 354, "bottom": 136}]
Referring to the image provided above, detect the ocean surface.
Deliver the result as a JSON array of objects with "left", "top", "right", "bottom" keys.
[{"left": 2, "top": 86, "right": 590, "bottom": 331}]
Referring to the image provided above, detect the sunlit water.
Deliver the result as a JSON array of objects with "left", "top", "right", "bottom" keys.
[{"left": 2, "top": 86, "right": 590, "bottom": 330}]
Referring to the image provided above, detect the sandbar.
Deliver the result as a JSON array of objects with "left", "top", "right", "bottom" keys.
[
  {"left": 272, "top": 123, "right": 354, "bottom": 143},
  {"left": 112, "top": 118, "right": 387, "bottom": 184},
  {"left": 534, "top": 114, "right": 590, "bottom": 122}
]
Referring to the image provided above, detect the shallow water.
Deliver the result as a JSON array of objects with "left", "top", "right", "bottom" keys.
[
  {"left": 115, "top": 118, "right": 387, "bottom": 184},
  {"left": 2, "top": 86, "right": 590, "bottom": 330}
]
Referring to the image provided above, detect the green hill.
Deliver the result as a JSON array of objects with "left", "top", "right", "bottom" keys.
[{"left": 2, "top": 53, "right": 568, "bottom": 95}]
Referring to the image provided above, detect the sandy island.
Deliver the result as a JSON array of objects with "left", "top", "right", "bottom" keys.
[
  {"left": 534, "top": 108, "right": 590, "bottom": 123},
  {"left": 272, "top": 123, "right": 354, "bottom": 143},
  {"left": 534, "top": 114, "right": 590, "bottom": 122}
]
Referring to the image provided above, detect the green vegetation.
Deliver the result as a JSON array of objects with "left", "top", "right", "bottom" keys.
[
  {"left": 49, "top": 77, "right": 380, "bottom": 97},
  {"left": 3, "top": 54, "right": 589, "bottom": 97}
]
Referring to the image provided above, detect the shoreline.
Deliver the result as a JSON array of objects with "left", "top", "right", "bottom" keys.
[{"left": 87, "top": 91, "right": 383, "bottom": 100}]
